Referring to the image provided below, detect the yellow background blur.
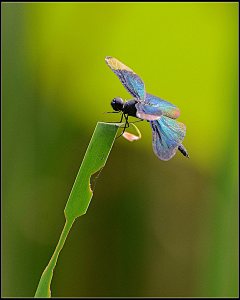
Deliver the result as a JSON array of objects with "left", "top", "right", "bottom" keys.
[{"left": 2, "top": 3, "right": 238, "bottom": 297}]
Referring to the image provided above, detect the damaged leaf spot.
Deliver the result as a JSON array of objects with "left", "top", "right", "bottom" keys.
[{"left": 89, "top": 166, "right": 104, "bottom": 193}]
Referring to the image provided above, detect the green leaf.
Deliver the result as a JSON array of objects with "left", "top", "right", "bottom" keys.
[{"left": 35, "top": 122, "right": 119, "bottom": 297}]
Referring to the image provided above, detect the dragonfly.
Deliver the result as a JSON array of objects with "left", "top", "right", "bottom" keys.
[{"left": 105, "top": 57, "right": 189, "bottom": 161}]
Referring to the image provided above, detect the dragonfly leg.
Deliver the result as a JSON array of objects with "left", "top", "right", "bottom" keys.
[{"left": 116, "top": 114, "right": 129, "bottom": 139}]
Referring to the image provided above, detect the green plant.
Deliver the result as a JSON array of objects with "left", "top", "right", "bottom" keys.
[{"left": 35, "top": 122, "right": 118, "bottom": 297}]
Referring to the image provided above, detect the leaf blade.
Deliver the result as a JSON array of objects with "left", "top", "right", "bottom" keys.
[{"left": 35, "top": 122, "right": 118, "bottom": 297}]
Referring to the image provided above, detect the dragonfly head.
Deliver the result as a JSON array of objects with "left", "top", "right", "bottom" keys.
[{"left": 111, "top": 97, "right": 124, "bottom": 112}]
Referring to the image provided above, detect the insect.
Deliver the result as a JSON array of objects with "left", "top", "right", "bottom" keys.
[{"left": 105, "top": 57, "right": 189, "bottom": 161}]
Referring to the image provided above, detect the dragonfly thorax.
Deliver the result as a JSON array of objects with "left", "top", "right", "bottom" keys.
[{"left": 123, "top": 99, "right": 138, "bottom": 117}]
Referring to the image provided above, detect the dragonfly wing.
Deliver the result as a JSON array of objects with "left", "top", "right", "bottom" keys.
[
  {"left": 105, "top": 57, "right": 145, "bottom": 101},
  {"left": 150, "top": 116, "right": 186, "bottom": 161},
  {"left": 145, "top": 93, "right": 180, "bottom": 119},
  {"left": 135, "top": 102, "right": 163, "bottom": 120}
]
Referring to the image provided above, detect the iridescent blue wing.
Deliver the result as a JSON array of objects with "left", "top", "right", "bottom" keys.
[
  {"left": 150, "top": 116, "right": 186, "bottom": 161},
  {"left": 145, "top": 93, "right": 180, "bottom": 119},
  {"left": 105, "top": 57, "right": 145, "bottom": 101},
  {"left": 135, "top": 102, "right": 163, "bottom": 120}
]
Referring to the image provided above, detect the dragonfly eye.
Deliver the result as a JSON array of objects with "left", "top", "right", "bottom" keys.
[{"left": 111, "top": 97, "right": 124, "bottom": 111}]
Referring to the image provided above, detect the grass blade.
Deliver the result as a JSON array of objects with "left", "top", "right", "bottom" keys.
[{"left": 35, "top": 122, "right": 119, "bottom": 297}]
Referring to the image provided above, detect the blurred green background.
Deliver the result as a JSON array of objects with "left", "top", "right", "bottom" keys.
[{"left": 2, "top": 2, "right": 238, "bottom": 297}]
